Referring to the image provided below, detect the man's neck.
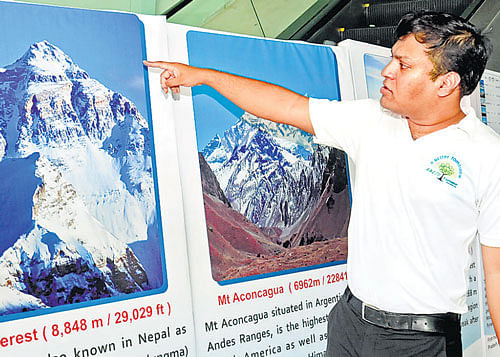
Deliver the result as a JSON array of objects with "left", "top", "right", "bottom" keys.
[{"left": 406, "top": 105, "right": 466, "bottom": 140}]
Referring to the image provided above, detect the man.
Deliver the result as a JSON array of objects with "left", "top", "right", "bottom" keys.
[{"left": 145, "top": 11, "right": 498, "bottom": 356}]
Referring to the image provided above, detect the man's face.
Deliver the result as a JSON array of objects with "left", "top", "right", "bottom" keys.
[{"left": 380, "top": 34, "right": 438, "bottom": 117}]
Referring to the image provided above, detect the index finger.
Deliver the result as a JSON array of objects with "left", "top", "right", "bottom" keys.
[{"left": 143, "top": 60, "right": 171, "bottom": 70}]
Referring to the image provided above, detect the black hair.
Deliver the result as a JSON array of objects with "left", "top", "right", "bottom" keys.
[{"left": 395, "top": 11, "right": 492, "bottom": 96}]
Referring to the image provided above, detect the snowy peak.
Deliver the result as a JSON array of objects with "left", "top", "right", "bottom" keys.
[
  {"left": 11, "top": 40, "right": 88, "bottom": 79},
  {"left": 23, "top": 40, "right": 73, "bottom": 66},
  {"left": 202, "top": 113, "right": 326, "bottom": 229},
  {"left": 0, "top": 40, "right": 148, "bottom": 154},
  {"left": 202, "top": 134, "right": 222, "bottom": 158},
  {"left": 241, "top": 112, "right": 315, "bottom": 157},
  {"left": 203, "top": 113, "right": 315, "bottom": 166},
  {"left": 226, "top": 129, "right": 286, "bottom": 167}
]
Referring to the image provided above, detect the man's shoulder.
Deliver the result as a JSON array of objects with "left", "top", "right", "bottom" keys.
[
  {"left": 469, "top": 118, "right": 500, "bottom": 149},
  {"left": 311, "top": 97, "right": 381, "bottom": 111},
  {"left": 310, "top": 98, "right": 394, "bottom": 124},
  {"left": 464, "top": 120, "right": 500, "bottom": 180}
]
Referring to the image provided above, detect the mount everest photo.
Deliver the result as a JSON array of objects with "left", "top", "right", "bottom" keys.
[{"left": 0, "top": 40, "right": 164, "bottom": 316}]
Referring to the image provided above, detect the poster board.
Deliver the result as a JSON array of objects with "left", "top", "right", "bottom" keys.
[
  {"left": 0, "top": 2, "right": 196, "bottom": 356},
  {"left": 471, "top": 68, "right": 500, "bottom": 357},
  {"left": 167, "top": 23, "right": 355, "bottom": 356},
  {"left": 478, "top": 70, "right": 500, "bottom": 131}
]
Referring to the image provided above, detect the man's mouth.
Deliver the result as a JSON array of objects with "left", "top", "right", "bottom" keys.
[{"left": 380, "top": 84, "right": 392, "bottom": 95}]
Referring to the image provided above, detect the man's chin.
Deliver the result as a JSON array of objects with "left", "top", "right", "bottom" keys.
[
  {"left": 380, "top": 96, "right": 391, "bottom": 109},
  {"left": 380, "top": 97, "right": 399, "bottom": 113}
]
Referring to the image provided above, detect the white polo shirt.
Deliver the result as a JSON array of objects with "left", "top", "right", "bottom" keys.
[{"left": 310, "top": 98, "right": 500, "bottom": 314}]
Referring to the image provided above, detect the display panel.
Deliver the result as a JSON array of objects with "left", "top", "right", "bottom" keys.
[
  {"left": 0, "top": 1, "right": 167, "bottom": 322},
  {"left": 479, "top": 70, "right": 500, "bottom": 133},
  {"left": 186, "top": 31, "right": 351, "bottom": 285},
  {"left": 165, "top": 23, "right": 355, "bottom": 355}
]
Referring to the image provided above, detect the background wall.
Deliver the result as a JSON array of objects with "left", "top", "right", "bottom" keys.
[
  {"left": 16, "top": 0, "right": 158, "bottom": 14},
  {"left": 16, "top": 0, "right": 333, "bottom": 39},
  {"left": 13, "top": 0, "right": 500, "bottom": 81}
]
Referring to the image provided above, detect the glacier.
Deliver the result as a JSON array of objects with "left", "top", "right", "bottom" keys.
[
  {"left": 0, "top": 41, "right": 162, "bottom": 314},
  {"left": 200, "top": 113, "right": 350, "bottom": 280},
  {"left": 202, "top": 112, "right": 329, "bottom": 232}
]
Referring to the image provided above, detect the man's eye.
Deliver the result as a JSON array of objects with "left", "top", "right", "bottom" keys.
[{"left": 400, "top": 63, "right": 409, "bottom": 69}]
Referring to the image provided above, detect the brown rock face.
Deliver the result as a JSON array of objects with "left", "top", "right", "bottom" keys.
[
  {"left": 199, "top": 153, "right": 231, "bottom": 207},
  {"left": 223, "top": 239, "right": 347, "bottom": 280},
  {"left": 203, "top": 193, "right": 284, "bottom": 281},
  {"left": 199, "top": 145, "right": 350, "bottom": 282}
]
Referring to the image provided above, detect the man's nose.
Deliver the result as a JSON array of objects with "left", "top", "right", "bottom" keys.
[{"left": 381, "top": 59, "right": 396, "bottom": 79}]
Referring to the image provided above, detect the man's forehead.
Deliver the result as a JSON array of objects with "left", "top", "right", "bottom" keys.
[{"left": 391, "top": 35, "right": 428, "bottom": 62}]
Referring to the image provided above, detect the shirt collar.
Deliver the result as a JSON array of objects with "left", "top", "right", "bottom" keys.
[
  {"left": 380, "top": 102, "right": 480, "bottom": 137},
  {"left": 452, "top": 105, "right": 478, "bottom": 136}
]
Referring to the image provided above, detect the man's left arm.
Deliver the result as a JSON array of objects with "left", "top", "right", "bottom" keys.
[{"left": 482, "top": 244, "right": 500, "bottom": 338}]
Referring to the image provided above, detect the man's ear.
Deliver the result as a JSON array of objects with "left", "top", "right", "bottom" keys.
[{"left": 437, "top": 71, "right": 461, "bottom": 97}]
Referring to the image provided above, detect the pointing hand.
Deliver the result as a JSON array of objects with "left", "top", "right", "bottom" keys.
[{"left": 144, "top": 61, "right": 206, "bottom": 94}]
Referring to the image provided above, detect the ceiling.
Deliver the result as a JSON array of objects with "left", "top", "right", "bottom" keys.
[{"left": 468, "top": 0, "right": 500, "bottom": 71}]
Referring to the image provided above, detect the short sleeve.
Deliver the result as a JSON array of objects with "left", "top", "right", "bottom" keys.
[
  {"left": 309, "top": 97, "right": 380, "bottom": 158},
  {"left": 477, "top": 148, "right": 500, "bottom": 247}
]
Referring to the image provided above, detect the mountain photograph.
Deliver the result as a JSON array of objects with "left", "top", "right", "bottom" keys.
[
  {"left": 187, "top": 31, "right": 351, "bottom": 283},
  {"left": 0, "top": 5, "right": 165, "bottom": 318},
  {"left": 199, "top": 113, "right": 350, "bottom": 282}
]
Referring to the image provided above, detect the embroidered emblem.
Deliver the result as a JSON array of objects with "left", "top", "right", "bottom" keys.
[{"left": 426, "top": 155, "right": 462, "bottom": 188}]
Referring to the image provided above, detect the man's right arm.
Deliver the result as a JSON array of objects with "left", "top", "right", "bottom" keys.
[
  {"left": 143, "top": 61, "right": 314, "bottom": 135},
  {"left": 482, "top": 244, "right": 500, "bottom": 339}
]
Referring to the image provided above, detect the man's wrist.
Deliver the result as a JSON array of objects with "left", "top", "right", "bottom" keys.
[{"left": 199, "top": 67, "right": 219, "bottom": 88}]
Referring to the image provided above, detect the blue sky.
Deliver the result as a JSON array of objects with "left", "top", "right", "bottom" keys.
[
  {"left": 0, "top": 1, "right": 148, "bottom": 117},
  {"left": 186, "top": 31, "right": 341, "bottom": 149},
  {"left": 364, "top": 53, "right": 390, "bottom": 100}
]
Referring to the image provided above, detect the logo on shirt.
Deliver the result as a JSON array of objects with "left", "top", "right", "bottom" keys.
[{"left": 425, "top": 155, "right": 462, "bottom": 188}]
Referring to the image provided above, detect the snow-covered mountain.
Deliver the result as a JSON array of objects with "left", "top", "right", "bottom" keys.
[
  {"left": 202, "top": 113, "right": 328, "bottom": 230},
  {"left": 0, "top": 41, "right": 161, "bottom": 313},
  {"left": 199, "top": 115, "right": 350, "bottom": 278}
]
